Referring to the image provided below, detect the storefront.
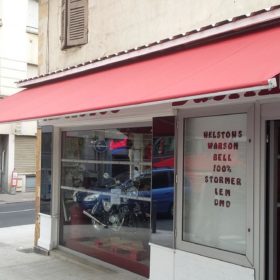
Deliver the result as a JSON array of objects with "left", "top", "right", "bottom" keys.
[
  {"left": 39, "top": 113, "right": 176, "bottom": 278},
  {"left": 1, "top": 24, "right": 280, "bottom": 279}
]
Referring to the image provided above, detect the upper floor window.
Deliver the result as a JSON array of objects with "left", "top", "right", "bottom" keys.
[
  {"left": 0, "top": 0, "right": 3, "bottom": 27},
  {"left": 27, "top": 0, "right": 38, "bottom": 34},
  {"left": 61, "top": 0, "right": 88, "bottom": 49}
]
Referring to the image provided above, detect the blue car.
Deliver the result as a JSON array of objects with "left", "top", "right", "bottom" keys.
[{"left": 75, "top": 168, "right": 174, "bottom": 218}]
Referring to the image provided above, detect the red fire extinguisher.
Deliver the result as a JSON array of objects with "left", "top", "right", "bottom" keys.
[{"left": 10, "top": 169, "right": 18, "bottom": 194}]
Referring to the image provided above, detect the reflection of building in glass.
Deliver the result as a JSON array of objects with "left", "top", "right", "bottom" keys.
[{"left": 59, "top": 126, "right": 152, "bottom": 276}]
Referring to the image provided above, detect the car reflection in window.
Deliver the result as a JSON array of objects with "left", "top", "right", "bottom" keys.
[
  {"left": 73, "top": 168, "right": 174, "bottom": 225},
  {"left": 137, "top": 168, "right": 174, "bottom": 218}
]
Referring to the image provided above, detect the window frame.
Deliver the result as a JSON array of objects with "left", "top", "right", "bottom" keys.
[
  {"left": 0, "top": 0, "right": 2, "bottom": 27},
  {"left": 26, "top": 0, "right": 39, "bottom": 34},
  {"left": 176, "top": 104, "right": 254, "bottom": 267},
  {"left": 59, "top": 122, "right": 153, "bottom": 205},
  {"left": 40, "top": 125, "right": 54, "bottom": 215}
]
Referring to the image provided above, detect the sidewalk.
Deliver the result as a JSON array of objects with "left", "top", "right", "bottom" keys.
[
  {"left": 0, "top": 191, "right": 35, "bottom": 204},
  {"left": 0, "top": 224, "right": 147, "bottom": 280},
  {"left": 0, "top": 193, "right": 147, "bottom": 279}
]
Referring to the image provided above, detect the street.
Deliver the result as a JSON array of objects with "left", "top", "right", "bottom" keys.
[{"left": 0, "top": 201, "right": 35, "bottom": 228}]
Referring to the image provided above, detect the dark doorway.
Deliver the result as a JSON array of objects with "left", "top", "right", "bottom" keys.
[{"left": 266, "top": 120, "right": 280, "bottom": 280}]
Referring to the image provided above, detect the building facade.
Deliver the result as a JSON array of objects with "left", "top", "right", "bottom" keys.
[
  {"left": 2, "top": 0, "right": 280, "bottom": 280},
  {"left": 0, "top": 0, "right": 38, "bottom": 192}
]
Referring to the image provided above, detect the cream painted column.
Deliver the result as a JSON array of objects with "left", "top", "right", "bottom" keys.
[
  {"left": 37, "top": 213, "right": 52, "bottom": 250},
  {"left": 38, "top": 126, "right": 60, "bottom": 250}
]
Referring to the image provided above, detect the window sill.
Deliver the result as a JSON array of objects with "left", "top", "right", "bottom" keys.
[
  {"left": 176, "top": 240, "right": 253, "bottom": 268},
  {"left": 26, "top": 26, "right": 38, "bottom": 35},
  {"left": 150, "top": 233, "right": 174, "bottom": 249}
]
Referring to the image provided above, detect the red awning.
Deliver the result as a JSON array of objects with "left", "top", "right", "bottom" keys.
[{"left": 1, "top": 26, "right": 280, "bottom": 123}]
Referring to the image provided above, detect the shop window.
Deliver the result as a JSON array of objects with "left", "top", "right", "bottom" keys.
[
  {"left": 61, "top": 0, "right": 88, "bottom": 49},
  {"left": 59, "top": 126, "right": 152, "bottom": 277},
  {"left": 40, "top": 126, "right": 53, "bottom": 215},
  {"left": 150, "top": 117, "right": 175, "bottom": 248},
  {"left": 177, "top": 110, "right": 254, "bottom": 266}
]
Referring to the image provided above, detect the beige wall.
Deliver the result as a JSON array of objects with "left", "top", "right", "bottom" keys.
[{"left": 40, "top": 0, "right": 280, "bottom": 74}]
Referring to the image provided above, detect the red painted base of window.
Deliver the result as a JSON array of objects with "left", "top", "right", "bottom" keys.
[{"left": 65, "top": 239, "right": 150, "bottom": 278}]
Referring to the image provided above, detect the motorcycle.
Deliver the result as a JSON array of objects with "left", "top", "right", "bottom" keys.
[{"left": 80, "top": 173, "right": 150, "bottom": 231}]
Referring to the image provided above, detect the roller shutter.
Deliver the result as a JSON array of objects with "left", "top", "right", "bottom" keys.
[{"left": 15, "top": 136, "right": 36, "bottom": 173}]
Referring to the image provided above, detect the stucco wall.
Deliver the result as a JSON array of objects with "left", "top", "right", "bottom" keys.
[
  {"left": 40, "top": 0, "right": 280, "bottom": 74},
  {"left": 15, "top": 121, "right": 37, "bottom": 136}
]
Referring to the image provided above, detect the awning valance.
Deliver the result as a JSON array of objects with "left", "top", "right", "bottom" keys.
[{"left": 1, "top": 25, "right": 280, "bottom": 123}]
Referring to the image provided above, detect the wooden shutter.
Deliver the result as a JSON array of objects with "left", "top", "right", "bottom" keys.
[
  {"left": 66, "top": 0, "right": 88, "bottom": 47},
  {"left": 61, "top": 0, "right": 67, "bottom": 48},
  {"left": 15, "top": 136, "right": 36, "bottom": 173}
]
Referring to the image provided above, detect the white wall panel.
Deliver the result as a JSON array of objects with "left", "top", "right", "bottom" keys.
[
  {"left": 174, "top": 250, "right": 254, "bottom": 280},
  {"left": 150, "top": 244, "right": 255, "bottom": 280}
]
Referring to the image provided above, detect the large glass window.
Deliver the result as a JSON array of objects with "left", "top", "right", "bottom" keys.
[
  {"left": 40, "top": 126, "right": 53, "bottom": 215},
  {"left": 183, "top": 114, "right": 248, "bottom": 254},
  {"left": 60, "top": 127, "right": 152, "bottom": 277}
]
